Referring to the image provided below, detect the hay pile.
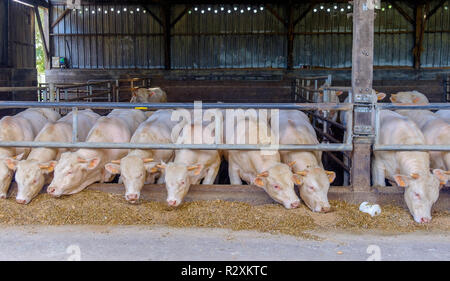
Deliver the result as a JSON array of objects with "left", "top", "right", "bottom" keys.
[{"left": 0, "top": 190, "right": 448, "bottom": 239}]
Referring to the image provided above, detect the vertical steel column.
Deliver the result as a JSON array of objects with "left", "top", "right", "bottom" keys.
[{"left": 71, "top": 107, "right": 78, "bottom": 143}]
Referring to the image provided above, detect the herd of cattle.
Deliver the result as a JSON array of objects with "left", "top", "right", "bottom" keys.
[{"left": 0, "top": 88, "right": 448, "bottom": 224}]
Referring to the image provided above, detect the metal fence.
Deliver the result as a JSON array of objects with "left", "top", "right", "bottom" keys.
[
  {"left": 374, "top": 103, "right": 450, "bottom": 151},
  {"left": 0, "top": 100, "right": 353, "bottom": 151}
]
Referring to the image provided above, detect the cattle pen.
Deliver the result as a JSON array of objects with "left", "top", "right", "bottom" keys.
[{"left": 0, "top": 0, "right": 450, "bottom": 261}]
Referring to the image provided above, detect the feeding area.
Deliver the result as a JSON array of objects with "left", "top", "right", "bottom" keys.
[{"left": 0, "top": 0, "right": 449, "bottom": 243}]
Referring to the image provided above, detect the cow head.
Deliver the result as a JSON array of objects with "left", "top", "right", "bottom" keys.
[
  {"left": 47, "top": 152, "right": 100, "bottom": 197},
  {"left": 105, "top": 155, "right": 156, "bottom": 203},
  {"left": 293, "top": 165, "right": 335, "bottom": 213},
  {"left": 390, "top": 91, "right": 429, "bottom": 104},
  {"left": 13, "top": 159, "right": 55, "bottom": 204},
  {"left": 160, "top": 162, "right": 202, "bottom": 207},
  {"left": 0, "top": 153, "right": 24, "bottom": 198},
  {"left": 394, "top": 169, "right": 448, "bottom": 223},
  {"left": 253, "top": 163, "right": 301, "bottom": 209}
]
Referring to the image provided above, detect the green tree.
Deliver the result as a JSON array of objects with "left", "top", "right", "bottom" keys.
[{"left": 35, "top": 7, "right": 45, "bottom": 83}]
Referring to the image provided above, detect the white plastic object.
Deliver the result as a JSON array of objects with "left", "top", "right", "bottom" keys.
[{"left": 359, "top": 202, "right": 381, "bottom": 217}]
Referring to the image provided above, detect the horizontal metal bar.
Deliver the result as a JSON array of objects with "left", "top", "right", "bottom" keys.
[
  {"left": 0, "top": 101, "right": 353, "bottom": 111},
  {"left": 378, "top": 103, "right": 450, "bottom": 110},
  {"left": 373, "top": 145, "right": 450, "bottom": 151},
  {"left": 0, "top": 141, "right": 353, "bottom": 151},
  {"left": 0, "top": 87, "right": 47, "bottom": 92},
  {"left": 297, "top": 76, "right": 330, "bottom": 80}
]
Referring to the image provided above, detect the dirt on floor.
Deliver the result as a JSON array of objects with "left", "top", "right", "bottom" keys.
[{"left": 0, "top": 190, "right": 448, "bottom": 240}]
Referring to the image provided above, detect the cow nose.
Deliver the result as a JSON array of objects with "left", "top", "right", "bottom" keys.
[
  {"left": 47, "top": 187, "right": 55, "bottom": 194},
  {"left": 420, "top": 217, "right": 431, "bottom": 223},
  {"left": 168, "top": 200, "right": 177, "bottom": 207},
  {"left": 290, "top": 201, "right": 300, "bottom": 209},
  {"left": 321, "top": 206, "right": 331, "bottom": 213},
  {"left": 126, "top": 194, "right": 139, "bottom": 203},
  {"left": 0, "top": 194, "right": 6, "bottom": 199},
  {"left": 16, "top": 199, "right": 26, "bottom": 204}
]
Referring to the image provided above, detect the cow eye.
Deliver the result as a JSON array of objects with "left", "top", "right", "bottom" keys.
[
  {"left": 308, "top": 186, "right": 314, "bottom": 191},
  {"left": 274, "top": 185, "right": 280, "bottom": 190},
  {"left": 415, "top": 193, "right": 421, "bottom": 199}
]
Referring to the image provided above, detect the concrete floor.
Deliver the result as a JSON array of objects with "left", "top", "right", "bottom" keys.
[{"left": 0, "top": 225, "right": 448, "bottom": 261}]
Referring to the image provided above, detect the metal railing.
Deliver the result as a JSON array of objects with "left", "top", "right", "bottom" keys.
[
  {"left": 373, "top": 103, "right": 450, "bottom": 151},
  {"left": 0, "top": 101, "right": 353, "bottom": 151},
  {"left": 294, "top": 76, "right": 353, "bottom": 184}
]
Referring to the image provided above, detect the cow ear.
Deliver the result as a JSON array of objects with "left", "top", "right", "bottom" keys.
[
  {"left": 105, "top": 163, "right": 120, "bottom": 174},
  {"left": 389, "top": 95, "right": 397, "bottom": 103},
  {"left": 433, "top": 169, "right": 449, "bottom": 186},
  {"left": 144, "top": 162, "right": 159, "bottom": 174},
  {"left": 39, "top": 161, "right": 57, "bottom": 174},
  {"left": 292, "top": 174, "right": 302, "bottom": 185},
  {"left": 188, "top": 164, "right": 202, "bottom": 176},
  {"left": 253, "top": 177, "right": 265, "bottom": 187},
  {"left": 84, "top": 158, "right": 100, "bottom": 170},
  {"left": 326, "top": 171, "right": 336, "bottom": 183},
  {"left": 335, "top": 91, "right": 344, "bottom": 96},
  {"left": 377, "top": 92, "right": 386, "bottom": 101},
  {"left": 4, "top": 158, "right": 18, "bottom": 171},
  {"left": 393, "top": 174, "right": 410, "bottom": 187},
  {"left": 412, "top": 97, "right": 421, "bottom": 103}
]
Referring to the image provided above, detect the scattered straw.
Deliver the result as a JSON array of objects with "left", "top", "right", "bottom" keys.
[{"left": 0, "top": 190, "right": 448, "bottom": 239}]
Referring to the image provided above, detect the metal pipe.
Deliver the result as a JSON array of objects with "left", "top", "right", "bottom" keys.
[
  {"left": 72, "top": 107, "right": 78, "bottom": 143},
  {"left": 373, "top": 145, "right": 450, "bottom": 151},
  {"left": 0, "top": 141, "right": 353, "bottom": 151},
  {"left": 378, "top": 103, "right": 450, "bottom": 110},
  {"left": 0, "top": 101, "right": 353, "bottom": 111}
]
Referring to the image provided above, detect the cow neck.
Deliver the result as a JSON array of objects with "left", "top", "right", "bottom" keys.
[
  {"left": 28, "top": 147, "right": 57, "bottom": 162},
  {"left": 128, "top": 149, "right": 153, "bottom": 159},
  {"left": 286, "top": 151, "right": 319, "bottom": 172},
  {"left": 397, "top": 151, "right": 430, "bottom": 176},
  {"left": 0, "top": 147, "right": 14, "bottom": 159}
]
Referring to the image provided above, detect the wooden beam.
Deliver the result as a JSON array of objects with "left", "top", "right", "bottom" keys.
[
  {"left": 142, "top": 4, "right": 163, "bottom": 27},
  {"left": 426, "top": 0, "right": 446, "bottom": 19},
  {"left": 162, "top": 5, "right": 171, "bottom": 70},
  {"left": 413, "top": 4, "right": 425, "bottom": 69},
  {"left": 351, "top": 0, "right": 375, "bottom": 191},
  {"left": 293, "top": 3, "right": 314, "bottom": 27},
  {"left": 15, "top": 0, "right": 49, "bottom": 9},
  {"left": 170, "top": 4, "right": 191, "bottom": 28},
  {"left": 50, "top": 8, "right": 69, "bottom": 29},
  {"left": 286, "top": 3, "right": 294, "bottom": 70},
  {"left": 389, "top": 1, "right": 414, "bottom": 25},
  {"left": 34, "top": 6, "right": 49, "bottom": 62},
  {"left": 265, "top": 4, "right": 287, "bottom": 27}
]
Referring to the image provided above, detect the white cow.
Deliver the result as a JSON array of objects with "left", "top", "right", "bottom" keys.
[
  {"left": 390, "top": 91, "right": 429, "bottom": 104},
  {"left": 0, "top": 108, "right": 60, "bottom": 198},
  {"left": 6, "top": 109, "right": 100, "bottom": 204},
  {"left": 131, "top": 87, "right": 167, "bottom": 103},
  {"left": 372, "top": 110, "right": 448, "bottom": 223},
  {"left": 157, "top": 120, "right": 221, "bottom": 207},
  {"left": 226, "top": 115, "right": 301, "bottom": 209},
  {"left": 47, "top": 109, "right": 146, "bottom": 197},
  {"left": 436, "top": 110, "right": 450, "bottom": 123},
  {"left": 391, "top": 92, "right": 450, "bottom": 172},
  {"left": 105, "top": 110, "right": 181, "bottom": 203},
  {"left": 277, "top": 110, "right": 336, "bottom": 212}
]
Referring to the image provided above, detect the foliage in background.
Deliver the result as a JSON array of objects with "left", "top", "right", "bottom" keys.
[{"left": 35, "top": 7, "right": 45, "bottom": 83}]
